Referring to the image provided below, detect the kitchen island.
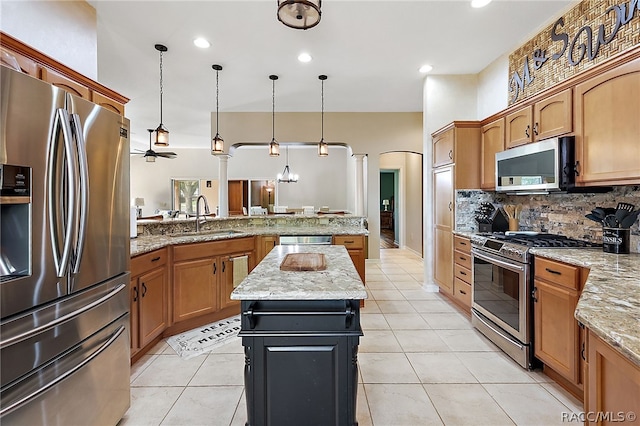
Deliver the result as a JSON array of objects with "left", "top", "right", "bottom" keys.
[{"left": 231, "top": 244, "right": 367, "bottom": 426}]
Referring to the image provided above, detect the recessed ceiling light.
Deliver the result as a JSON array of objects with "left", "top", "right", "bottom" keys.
[
  {"left": 298, "top": 52, "right": 312, "bottom": 63},
  {"left": 419, "top": 64, "right": 433, "bottom": 74},
  {"left": 471, "top": 0, "right": 492, "bottom": 8},
  {"left": 193, "top": 38, "right": 211, "bottom": 48}
]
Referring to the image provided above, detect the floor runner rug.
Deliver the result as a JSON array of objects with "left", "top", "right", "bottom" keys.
[{"left": 166, "top": 315, "right": 241, "bottom": 360}]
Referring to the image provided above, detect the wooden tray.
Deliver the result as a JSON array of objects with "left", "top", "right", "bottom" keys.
[{"left": 280, "top": 253, "right": 327, "bottom": 271}]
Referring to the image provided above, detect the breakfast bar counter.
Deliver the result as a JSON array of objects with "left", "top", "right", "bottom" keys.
[{"left": 231, "top": 245, "right": 366, "bottom": 426}]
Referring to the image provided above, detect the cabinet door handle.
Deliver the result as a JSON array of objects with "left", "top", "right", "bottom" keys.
[
  {"left": 459, "top": 241, "right": 467, "bottom": 246},
  {"left": 581, "top": 342, "right": 586, "bottom": 361},
  {"left": 448, "top": 202, "right": 452, "bottom": 211},
  {"left": 151, "top": 256, "right": 161, "bottom": 262},
  {"left": 213, "top": 262, "right": 217, "bottom": 275},
  {"left": 222, "top": 261, "right": 226, "bottom": 273},
  {"left": 459, "top": 289, "right": 467, "bottom": 295},
  {"left": 133, "top": 286, "right": 138, "bottom": 302},
  {"left": 459, "top": 271, "right": 467, "bottom": 276},
  {"left": 533, "top": 122, "right": 539, "bottom": 136},
  {"left": 448, "top": 149, "right": 453, "bottom": 159},
  {"left": 344, "top": 240, "right": 354, "bottom": 244},
  {"left": 532, "top": 286, "right": 538, "bottom": 302},
  {"left": 141, "top": 282, "right": 147, "bottom": 297},
  {"left": 525, "top": 124, "right": 530, "bottom": 138},
  {"left": 545, "top": 268, "right": 561, "bottom": 275},
  {"left": 574, "top": 161, "right": 580, "bottom": 176},
  {"left": 459, "top": 256, "right": 466, "bottom": 261}
]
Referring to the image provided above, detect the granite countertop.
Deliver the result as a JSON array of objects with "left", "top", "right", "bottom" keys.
[
  {"left": 230, "top": 245, "right": 367, "bottom": 301},
  {"left": 130, "top": 226, "right": 368, "bottom": 257},
  {"left": 530, "top": 248, "right": 640, "bottom": 367}
]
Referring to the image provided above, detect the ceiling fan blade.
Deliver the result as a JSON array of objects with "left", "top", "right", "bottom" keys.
[{"left": 156, "top": 151, "right": 177, "bottom": 158}]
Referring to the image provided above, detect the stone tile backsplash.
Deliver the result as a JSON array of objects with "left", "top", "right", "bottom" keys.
[{"left": 456, "top": 186, "right": 640, "bottom": 253}]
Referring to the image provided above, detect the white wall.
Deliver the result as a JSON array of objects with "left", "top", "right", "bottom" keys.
[
  {"left": 131, "top": 145, "right": 350, "bottom": 216},
  {"left": 477, "top": 54, "right": 510, "bottom": 118},
  {"left": 0, "top": 1, "right": 98, "bottom": 79}
]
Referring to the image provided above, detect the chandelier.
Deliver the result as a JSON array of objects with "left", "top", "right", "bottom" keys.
[
  {"left": 277, "top": 146, "right": 298, "bottom": 183},
  {"left": 277, "top": 0, "right": 321, "bottom": 30}
]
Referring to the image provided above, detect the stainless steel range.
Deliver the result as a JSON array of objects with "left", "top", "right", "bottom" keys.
[{"left": 470, "top": 232, "right": 601, "bottom": 369}]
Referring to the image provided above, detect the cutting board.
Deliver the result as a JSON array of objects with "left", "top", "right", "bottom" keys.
[{"left": 280, "top": 253, "right": 327, "bottom": 271}]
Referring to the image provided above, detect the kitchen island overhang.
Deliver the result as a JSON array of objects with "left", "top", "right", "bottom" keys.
[{"left": 231, "top": 244, "right": 366, "bottom": 426}]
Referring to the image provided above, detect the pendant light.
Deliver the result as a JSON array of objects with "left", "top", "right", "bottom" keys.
[
  {"left": 277, "top": 0, "right": 322, "bottom": 30},
  {"left": 277, "top": 146, "right": 298, "bottom": 183},
  {"left": 318, "top": 74, "right": 328, "bottom": 157},
  {"left": 268, "top": 75, "right": 280, "bottom": 157},
  {"left": 211, "top": 64, "right": 224, "bottom": 154},
  {"left": 154, "top": 44, "right": 169, "bottom": 146}
]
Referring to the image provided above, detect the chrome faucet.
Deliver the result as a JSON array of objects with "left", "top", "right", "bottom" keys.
[{"left": 195, "top": 195, "right": 210, "bottom": 232}]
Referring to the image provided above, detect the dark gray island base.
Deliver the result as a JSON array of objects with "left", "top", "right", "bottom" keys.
[
  {"left": 231, "top": 245, "right": 367, "bottom": 426},
  {"left": 240, "top": 299, "right": 362, "bottom": 426}
]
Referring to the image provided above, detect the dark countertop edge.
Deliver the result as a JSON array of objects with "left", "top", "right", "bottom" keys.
[{"left": 131, "top": 227, "right": 369, "bottom": 257}]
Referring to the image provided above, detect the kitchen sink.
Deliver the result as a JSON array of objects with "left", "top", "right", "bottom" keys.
[{"left": 169, "top": 229, "right": 245, "bottom": 238}]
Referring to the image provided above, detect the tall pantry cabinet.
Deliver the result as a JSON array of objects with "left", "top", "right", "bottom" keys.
[{"left": 432, "top": 122, "right": 481, "bottom": 296}]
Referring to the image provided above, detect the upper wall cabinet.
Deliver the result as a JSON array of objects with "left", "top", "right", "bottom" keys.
[
  {"left": 433, "top": 128, "right": 454, "bottom": 167},
  {"left": 574, "top": 58, "right": 640, "bottom": 186},
  {"left": 505, "top": 89, "right": 572, "bottom": 149},
  {"left": 1, "top": 32, "right": 128, "bottom": 115},
  {"left": 480, "top": 118, "right": 504, "bottom": 190}
]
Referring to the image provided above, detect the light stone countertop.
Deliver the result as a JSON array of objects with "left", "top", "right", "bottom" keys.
[
  {"left": 530, "top": 248, "right": 640, "bottom": 368},
  {"left": 453, "top": 231, "right": 640, "bottom": 367},
  {"left": 130, "top": 226, "right": 368, "bottom": 257},
  {"left": 230, "top": 245, "right": 367, "bottom": 300}
]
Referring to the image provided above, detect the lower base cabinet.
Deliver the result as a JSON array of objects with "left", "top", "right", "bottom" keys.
[
  {"left": 585, "top": 330, "right": 640, "bottom": 425},
  {"left": 240, "top": 300, "right": 362, "bottom": 426}
]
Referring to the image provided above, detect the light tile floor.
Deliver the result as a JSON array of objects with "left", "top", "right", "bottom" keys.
[{"left": 120, "top": 249, "right": 582, "bottom": 426}]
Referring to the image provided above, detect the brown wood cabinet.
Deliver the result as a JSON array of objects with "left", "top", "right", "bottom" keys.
[
  {"left": 172, "top": 237, "right": 255, "bottom": 324},
  {"left": 380, "top": 210, "right": 393, "bottom": 230},
  {"left": 333, "top": 235, "right": 366, "bottom": 283},
  {"left": 480, "top": 118, "right": 504, "bottom": 190},
  {"left": 505, "top": 89, "right": 572, "bottom": 148},
  {"left": 0, "top": 31, "right": 128, "bottom": 115},
  {"left": 256, "top": 235, "right": 279, "bottom": 263},
  {"left": 130, "top": 248, "right": 169, "bottom": 358},
  {"left": 533, "top": 256, "right": 585, "bottom": 399},
  {"left": 585, "top": 330, "right": 640, "bottom": 425},
  {"left": 574, "top": 57, "right": 640, "bottom": 186},
  {"left": 452, "top": 235, "right": 471, "bottom": 310},
  {"left": 431, "top": 122, "right": 481, "bottom": 297}
]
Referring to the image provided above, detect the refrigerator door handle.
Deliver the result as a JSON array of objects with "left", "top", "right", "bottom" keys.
[
  {"left": 0, "top": 283, "right": 126, "bottom": 349},
  {"left": 0, "top": 325, "right": 125, "bottom": 417},
  {"left": 47, "top": 108, "right": 77, "bottom": 278},
  {"left": 69, "top": 113, "right": 89, "bottom": 277}
]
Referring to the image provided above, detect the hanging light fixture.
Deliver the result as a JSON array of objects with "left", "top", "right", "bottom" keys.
[
  {"left": 277, "top": 146, "right": 298, "bottom": 183},
  {"left": 318, "top": 74, "right": 328, "bottom": 157},
  {"left": 268, "top": 75, "right": 280, "bottom": 157},
  {"left": 211, "top": 64, "right": 224, "bottom": 154},
  {"left": 277, "top": 0, "right": 322, "bottom": 30},
  {"left": 154, "top": 44, "right": 169, "bottom": 146}
]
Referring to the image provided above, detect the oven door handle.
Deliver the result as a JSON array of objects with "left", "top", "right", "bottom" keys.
[
  {"left": 472, "top": 310, "right": 524, "bottom": 350},
  {"left": 471, "top": 248, "right": 526, "bottom": 273}
]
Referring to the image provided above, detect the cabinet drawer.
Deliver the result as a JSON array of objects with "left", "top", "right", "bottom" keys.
[
  {"left": 454, "top": 263, "right": 471, "bottom": 285},
  {"left": 333, "top": 235, "right": 364, "bottom": 249},
  {"left": 454, "top": 250, "right": 471, "bottom": 270},
  {"left": 131, "top": 248, "right": 167, "bottom": 275},
  {"left": 453, "top": 278, "right": 472, "bottom": 307},
  {"left": 173, "top": 237, "right": 255, "bottom": 261},
  {"left": 453, "top": 236, "right": 471, "bottom": 254},
  {"left": 534, "top": 257, "right": 580, "bottom": 290}
]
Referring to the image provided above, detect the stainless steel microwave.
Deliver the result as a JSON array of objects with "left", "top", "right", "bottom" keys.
[{"left": 495, "top": 137, "right": 575, "bottom": 194}]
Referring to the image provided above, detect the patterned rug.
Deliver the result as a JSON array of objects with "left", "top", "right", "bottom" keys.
[{"left": 166, "top": 315, "right": 241, "bottom": 360}]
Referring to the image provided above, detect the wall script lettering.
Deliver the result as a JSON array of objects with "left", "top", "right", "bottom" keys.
[{"left": 510, "top": 0, "right": 640, "bottom": 103}]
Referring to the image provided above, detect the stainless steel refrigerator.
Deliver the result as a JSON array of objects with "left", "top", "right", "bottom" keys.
[{"left": 0, "top": 66, "right": 130, "bottom": 425}]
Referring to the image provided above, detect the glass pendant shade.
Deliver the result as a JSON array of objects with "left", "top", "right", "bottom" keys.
[
  {"left": 154, "top": 124, "right": 169, "bottom": 146},
  {"left": 277, "top": 0, "right": 321, "bottom": 30},
  {"left": 211, "top": 64, "right": 224, "bottom": 154},
  {"left": 269, "top": 139, "right": 280, "bottom": 157},
  {"left": 318, "top": 139, "right": 328, "bottom": 157},
  {"left": 146, "top": 155, "right": 156, "bottom": 163}
]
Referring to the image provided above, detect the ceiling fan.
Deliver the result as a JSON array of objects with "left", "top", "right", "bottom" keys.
[{"left": 131, "top": 129, "right": 177, "bottom": 162}]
